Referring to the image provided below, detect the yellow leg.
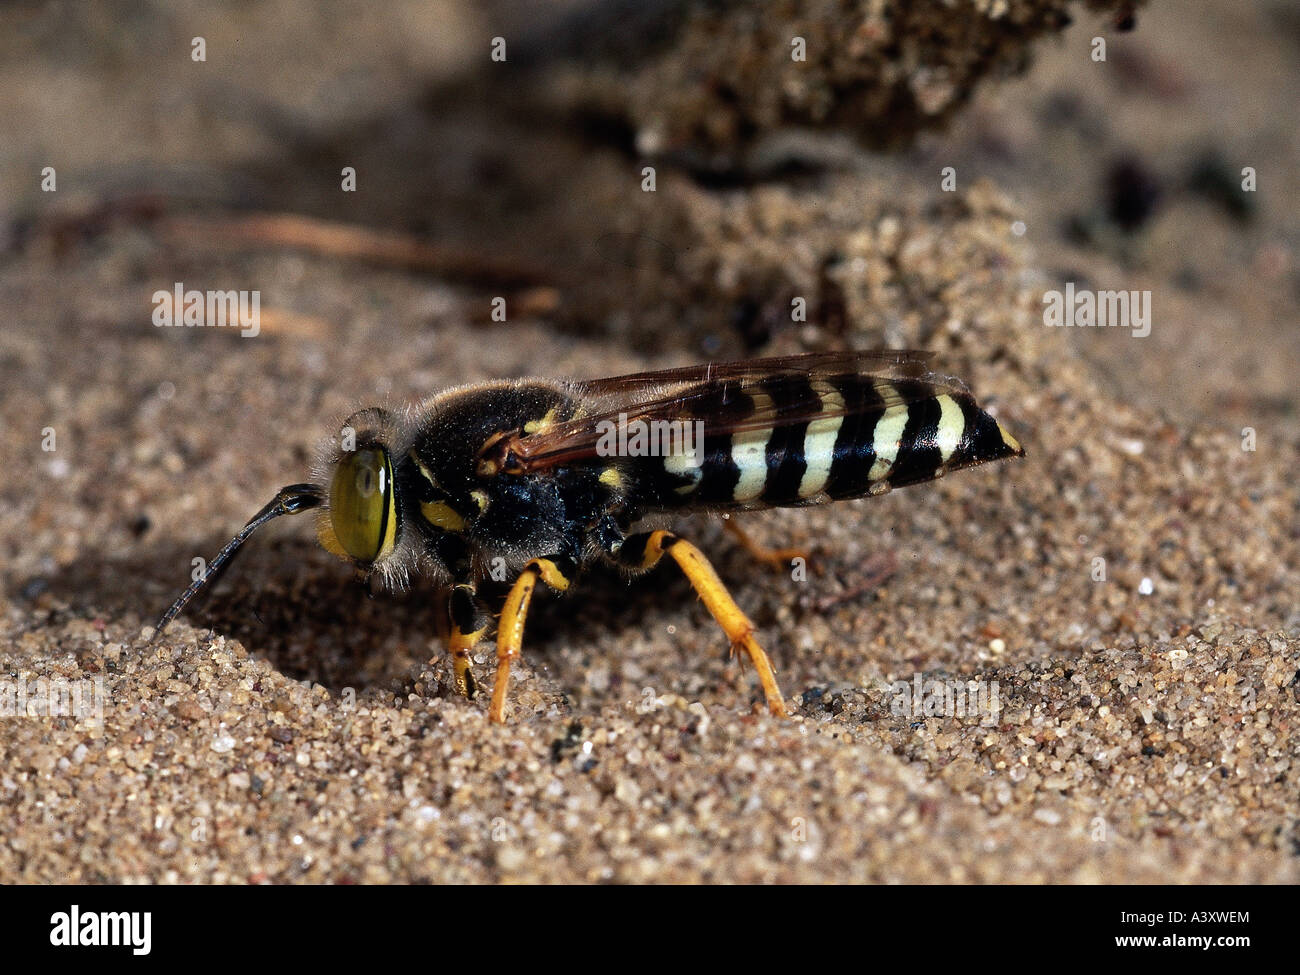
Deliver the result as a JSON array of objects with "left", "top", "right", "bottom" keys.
[
  {"left": 723, "top": 518, "right": 812, "bottom": 573},
  {"left": 489, "top": 558, "right": 573, "bottom": 723},
  {"left": 448, "top": 629, "right": 482, "bottom": 698},
  {"left": 445, "top": 584, "right": 489, "bottom": 698},
  {"left": 623, "top": 530, "right": 787, "bottom": 717}
]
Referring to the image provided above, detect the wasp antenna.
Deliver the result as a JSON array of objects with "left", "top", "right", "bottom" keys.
[{"left": 149, "top": 483, "right": 324, "bottom": 641}]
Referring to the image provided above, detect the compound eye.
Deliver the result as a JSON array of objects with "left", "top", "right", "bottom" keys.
[{"left": 329, "top": 448, "right": 395, "bottom": 562}]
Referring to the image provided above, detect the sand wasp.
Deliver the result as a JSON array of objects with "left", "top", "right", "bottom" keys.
[{"left": 154, "top": 351, "right": 1023, "bottom": 721}]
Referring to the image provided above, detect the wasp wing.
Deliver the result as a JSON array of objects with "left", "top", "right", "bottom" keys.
[
  {"left": 575, "top": 350, "right": 937, "bottom": 393},
  {"left": 506, "top": 351, "right": 973, "bottom": 472}
]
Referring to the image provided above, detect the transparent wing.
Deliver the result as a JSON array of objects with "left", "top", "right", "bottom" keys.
[{"left": 503, "top": 351, "right": 973, "bottom": 472}]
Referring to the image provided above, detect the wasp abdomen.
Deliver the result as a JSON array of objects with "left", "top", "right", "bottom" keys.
[{"left": 648, "top": 373, "right": 1022, "bottom": 510}]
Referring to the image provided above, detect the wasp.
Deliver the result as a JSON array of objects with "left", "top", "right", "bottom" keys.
[{"left": 153, "top": 351, "right": 1024, "bottom": 721}]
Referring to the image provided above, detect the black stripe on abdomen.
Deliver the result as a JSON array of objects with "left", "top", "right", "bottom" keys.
[
  {"left": 760, "top": 375, "right": 818, "bottom": 505},
  {"left": 692, "top": 380, "right": 751, "bottom": 505},
  {"left": 954, "top": 395, "right": 1011, "bottom": 465},
  {"left": 884, "top": 382, "right": 943, "bottom": 487},
  {"left": 825, "top": 374, "right": 885, "bottom": 500}
]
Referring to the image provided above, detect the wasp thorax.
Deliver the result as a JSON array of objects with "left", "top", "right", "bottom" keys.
[{"left": 329, "top": 447, "right": 396, "bottom": 563}]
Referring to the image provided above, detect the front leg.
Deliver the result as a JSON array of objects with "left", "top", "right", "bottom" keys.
[
  {"left": 489, "top": 555, "right": 577, "bottom": 723},
  {"left": 445, "top": 583, "right": 491, "bottom": 699}
]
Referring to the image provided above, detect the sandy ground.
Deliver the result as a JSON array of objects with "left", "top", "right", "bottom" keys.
[{"left": 1, "top": 1, "right": 1297, "bottom": 883}]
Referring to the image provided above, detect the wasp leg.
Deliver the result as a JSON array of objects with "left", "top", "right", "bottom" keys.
[
  {"left": 723, "top": 518, "right": 813, "bottom": 573},
  {"left": 445, "top": 584, "right": 491, "bottom": 699},
  {"left": 489, "top": 556, "right": 576, "bottom": 723},
  {"left": 617, "top": 530, "right": 788, "bottom": 718}
]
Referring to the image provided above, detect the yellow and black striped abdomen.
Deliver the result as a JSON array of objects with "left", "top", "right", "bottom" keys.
[{"left": 640, "top": 373, "right": 1023, "bottom": 511}]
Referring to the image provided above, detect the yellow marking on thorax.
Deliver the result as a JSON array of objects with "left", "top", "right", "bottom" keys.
[
  {"left": 410, "top": 447, "right": 471, "bottom": 530},
  {"left": 599, "top": 467, "right": 622, "bottom": 489},
  {"left": 523, "top": 407, "right": 558, "bottom": 435},
  {"left": 409, "top": 450, "right": 440, "bottom": 489},
  {"left": 421, "top": 500, "right": 466, "bottom": 532},
  {"left": 475, "top": 431, "right": 510, "bottom": 477}
]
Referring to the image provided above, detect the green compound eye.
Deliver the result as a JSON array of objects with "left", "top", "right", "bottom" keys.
[{"left": 329, "top": 448, "right": 396, "bottom": 563}]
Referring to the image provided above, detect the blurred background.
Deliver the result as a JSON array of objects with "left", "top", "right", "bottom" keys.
[{"left": 1, "top": 0, "right": 1296, "bottom": 425}]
